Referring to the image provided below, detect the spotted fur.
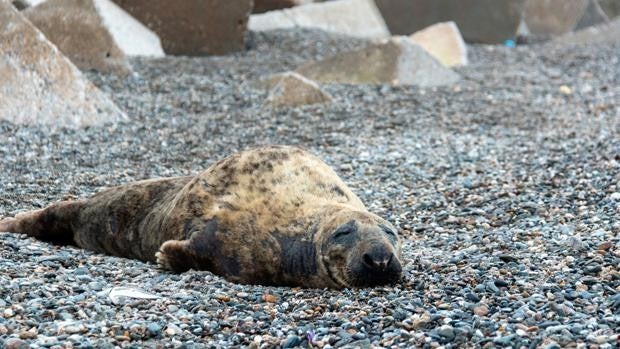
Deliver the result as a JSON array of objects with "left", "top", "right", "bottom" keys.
[{"left": 0, "top": 146, "right": 402, "bottom": 288}]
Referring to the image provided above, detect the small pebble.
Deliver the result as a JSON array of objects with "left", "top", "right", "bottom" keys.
[
  {"left": 263, "top": 294, "right": 277, "bottom": 303},
  {"left": 215, "top": 294, "right": 231, "bottom": 302},
  {"left": 164, "top": 324, "right": 181, "bottom": 337},
  {"left": 494, "top": 279, "right": 509, "bottom": 288},
  {"left": 147, "top": 323, "right": 162, "bottom": 337},
  {"left": 474, "top": 305, "right": 489, "bottom": 316},
  {"left": 559, "top": 85, "right": 572, "bottom": 94},
  {"left": 4, "top": 338, "right": 29, "bottom": 349},
  {"left": 282, "top": 334, "right": 302, "bottom": 348}
]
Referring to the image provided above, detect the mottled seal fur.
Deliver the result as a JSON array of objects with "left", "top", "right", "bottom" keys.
[{"left": 0, "top": 146, "right": 402, "bottom": 288}]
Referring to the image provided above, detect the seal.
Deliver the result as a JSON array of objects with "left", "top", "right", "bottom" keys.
[{"left": 0, "top": 145, "right": 402, "bottom": 288}]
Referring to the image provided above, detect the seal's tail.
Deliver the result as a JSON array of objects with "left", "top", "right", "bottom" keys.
[{"left": 0, "top": 200, "right": 84, "bottom": 245}]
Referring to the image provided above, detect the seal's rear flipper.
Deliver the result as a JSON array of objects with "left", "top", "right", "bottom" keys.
[{"left": 0, "top": 201, "right": 84, "bottom": 245}]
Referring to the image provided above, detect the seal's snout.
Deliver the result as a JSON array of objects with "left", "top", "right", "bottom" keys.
[
  {"left": 362, "top": 244, "right": 394, "bottom": 272},
  {"left": 352, "top": 242, "right": 402, "bottom": 287},
  {"left": 321, "top": 214, "right": 403, "bottom": 288}
]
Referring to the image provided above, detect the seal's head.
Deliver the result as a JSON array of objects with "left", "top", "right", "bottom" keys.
[{"left": 319, "top": 209, "right": 402, "bottom": 288}]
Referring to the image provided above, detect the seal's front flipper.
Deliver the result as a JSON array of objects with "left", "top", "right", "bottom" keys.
[
  {"left": 0, "top": 201, "right": 84, "bottom": 245},
  {"left": 156, "top": 240, "right": 193, "bottom": 273},
  {"left": 156, "top": 218, "right": 219, "bottom": 273}
]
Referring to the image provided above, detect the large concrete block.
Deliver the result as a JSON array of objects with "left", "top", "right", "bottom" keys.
[
  {"left": 375, "top": 0, "right": 527, "bottom": 43},
  {"left": 598, "top": 0, "right": 620, "bottom": 18},
  {"left": 112, "top": 0, "right": 253, "bottom": 56},
  {"left": 11, "top": 0, "right": 44, "bottom": 10},
  {"left": 253, "top": 0, "right": 314, "bottom": 14},
  {"left": 575, "top": 0, "right": 610, "bottom": 31},
  {"left": 0, "top": 0, "right": 126, "bottom": 128},
  {"left": 249, "top": 0, "right": 390, "bottom": 39},
  {"left": 266, "top": 72, "right": 332, "bottom": 107},
  {"left": 24, "top": 0, "right": 164, "bottom": 75},
  {"left": 409, "top": 21, "right": 468, "bottom": 67},
  {"left": 555, "top": 16, "right": 620, "bottom": 45},
  {"left": 296, "top": 37, "right": 459, "bottom": 87},
  {"left": 523, "top": 0, "right": 589, "bottom": 39}
]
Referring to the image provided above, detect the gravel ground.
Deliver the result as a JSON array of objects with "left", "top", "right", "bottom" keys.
[{"left": 0, "top": 29, "right": 619, "bottom": 348}]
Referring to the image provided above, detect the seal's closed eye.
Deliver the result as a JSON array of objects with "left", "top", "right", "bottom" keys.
[
  {"left": 333, "top": 228, "right": 354, "bottom": 239},
  {"left": 331, "top": 220, "right": 357, "bottom": 241},
  {"left": 379, "top": 224, "right": 397, "bottom": 238}
]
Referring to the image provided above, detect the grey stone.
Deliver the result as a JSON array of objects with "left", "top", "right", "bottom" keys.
[
  {"left": 147, "top": 323, "right": 162, "bottom": 337},
  {"left": 3, "top": 338, "right": 29, "bottom": 349},
  {"left": 597, "top": 0, "right": 620, "bottom": 18},
  {"left": 523, "top": 0, "right": 590, "bottom": 39},
  {"left": 375, "top": 0, "right": 526, "bottom": 43},
  {"left": 265, "top": 72, "right": 332, "bottom": 107},
  {"left": 296, "top": 36, "right": 459, "bottom": 87},
  {"left": 253, "top": 0, "right": 314, "bottom": 14},
  {"left": 575, "top": 0, "right": 610, "bottom": 31},
  {"left": 409, "top": 21, "right": 468, "bottom": 67},
  {"left": 282, "top": 334, "right": 302, "bottom": 348},
  {"left": 436, "top": 325, "right": 455, "bottom": 340},
  {"left": 24, "top": 0, "right": 164, "bottom": 75},
  {"left": 249, "top": 0, "right": 389, "bottom": 39},
  {"left": 38, "top": 336, "right": 60, "bottom": 346},
  {"left": 10, "top": 0, "right": 43, "bottom": 10},
  {"left": 0, "top": 0, "right": 126, "bottom": 128},
  {"left": 112, "top": 0, "right": 252, "bottom": 55},
  {"left": 555, "top": 17, "right": 620, "bottom": 45}
]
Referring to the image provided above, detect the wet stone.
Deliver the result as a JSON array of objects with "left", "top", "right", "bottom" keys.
[
  {"left": 584, "top": 265, "right": 602, "bottom": 274},
  {"left": 466, "top": 292, "right": 480, "bottom": 302},
  {"left": 3, "top": 338, "right": 29, "bottom": 349},
  {"left": 147, "top": 323, "right": 162, "bottom": 337},
  {"left": 282, "top": 334, "right": 302, "bottom": 348},
  {"left": 435, "top": 325, "right": 455, "bottom": 341},
  {"left": 494, "top": 279, "right": 509, "bottom": 288}
]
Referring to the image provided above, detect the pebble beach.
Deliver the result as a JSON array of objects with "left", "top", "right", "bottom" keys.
[{"left": 0, "top": 29, "right": 619, "bottom": 348}]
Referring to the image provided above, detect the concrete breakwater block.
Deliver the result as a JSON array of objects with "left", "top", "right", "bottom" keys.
[
  {"left": 24, "top": 0, "right": 164, "bottom": 75},
  {"left": 0, "top": 0, "right": 126, "bottom": 128},
  {"left": 253, "top": 0, "right": 314, "bottom": 14},
  {"left": 375, "top": 0, "right": 526, "bottom": 44},
  {"left": 249, "top": 0, "right": 390, "bottom": 39},
  {"left": 296, "top": 37, "right": 459, "bottom": 87},
  {"left": 409, "top": 21, "right": 468, "bottom": 68},
  {"left": 265, "top": 72, "right": 332, "bottom": 107},
  {"left": 112, "top": 0, "right": 253, "bottom": 56}
]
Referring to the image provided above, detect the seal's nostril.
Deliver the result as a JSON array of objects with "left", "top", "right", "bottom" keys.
[
  {"left": 355, "top": 249, "right": 401, "bottom": 286},
  {"left": 378, "top": 258, "right": 388, "bottom": 270},
  {"left": 363, "top": 253, "right": 374, "bottom": 267},
  {"left": 363, "top": 250, "right": 394, "bottom": 271}
]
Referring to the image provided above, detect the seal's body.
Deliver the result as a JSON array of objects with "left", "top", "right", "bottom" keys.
[{"left": 0, "top": 146, "right": 402, "bottom": 288}]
